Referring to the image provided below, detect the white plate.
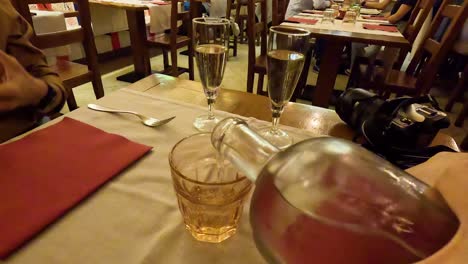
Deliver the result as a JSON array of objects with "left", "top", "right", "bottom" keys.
[{"left": 360, "top": 8, "right": 381, "bottom": 15}]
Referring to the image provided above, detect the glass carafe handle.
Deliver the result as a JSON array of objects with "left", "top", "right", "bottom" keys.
[{"left": 211, "top": 118, "right": 280, "bottom": 182}]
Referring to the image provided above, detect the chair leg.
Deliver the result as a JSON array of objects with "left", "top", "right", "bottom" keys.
[
  {"left": 257, "top": 73, "right": 265, "bottom": 95},
  {"left": 188, "top": 44, "right": 195, "bottom": 80},
  {"left": 233, "top": 36, "right": 238, "bottom": 57},
  {"left": 294, "top": 47, "right": 312, "bottom": 100},
  {"left": 163, "top": 49, "right": 169, "bottom": 70},
  {"left": 91, "top": 74, "right": 104, "bottom": 99},
  {"left": 66, "top": 88, "right": 78, "bottom": 111},
  {"left": 455, "top": 99, "right": 468, "bottom": 127},
  {"left": 446, "top": 64, "right": 467, "bottom": 112},
  {"left": 247, "top": 65, "right": 254, "bottom": 93},
  {"left": 170, "top": 47, "right": 178, "bottom": 77},
  {"left": 346, "top": 57, "right": 365, "bottom": 89}
]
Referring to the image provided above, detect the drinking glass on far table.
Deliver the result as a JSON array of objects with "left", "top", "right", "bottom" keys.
[
  {"left": 322, "top": 9, "right": 336, "bottom": 24},
  {"left": 169, "top": 133, "right": 253, "bottom": 243},
  {"left": 258, "top": 26, "right": 310, "bottom": 149},
  {"left": 343, "top": 10, "right": 357, "bottom": 24},
  {"left": 331, "top": 4, "right": 341, "bottom": 17},
  {"left": 192, "top": 17, "right": 230, "bottom": 132}
]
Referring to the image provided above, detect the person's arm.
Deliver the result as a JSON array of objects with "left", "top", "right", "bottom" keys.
[
  {"left": 385, "top": 4, "right": 412, "bottom": 24},
  {"left": 313, "top": 0, "right": 331, "bottom": 10},
  {"left": 407, "top": 152, "right": 468, "bottom": 264},
  {"left": 362, "top": 0, "right": 392, "bottom": 10},
  {"left": 2, "top": 3, "right": 66, "bottom": 114}
]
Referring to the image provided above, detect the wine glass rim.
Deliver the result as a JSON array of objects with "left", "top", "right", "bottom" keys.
[
  {"left": 193, "top": 17, "right": 230, "bottom": 25},
  {"left": 269, "top": 26, "right": 310, "bottom": 36},
  {"left": 169, "top": 133, "right": 249, "bottom": 186}
]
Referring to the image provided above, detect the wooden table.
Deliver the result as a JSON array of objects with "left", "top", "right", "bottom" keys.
[
  {"left": 128, "top": 74, "right": 459, "bottom": 150},
  {"left": 0, "top": 74, "right": 460, "bottom": 263},
  {"left": 282, "top": 14, "right": 410, "bottom": 108},
  {"left": 89, "top": 0, "right": 151, "bottom": 83}
]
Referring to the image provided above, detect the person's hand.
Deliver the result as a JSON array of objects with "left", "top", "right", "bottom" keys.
[
  {"left": 0, "top": 50, "right": 48, "bottom": 112},
  {"left": 406, "top": 152, "right": 468, "bottom": 263}
]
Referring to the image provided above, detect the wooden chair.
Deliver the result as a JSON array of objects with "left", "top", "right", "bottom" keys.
[
  {"left": 347, "top": 0, "right": 435, "bottom": 89},
  {"left": 272, "top": 0, "right": 289, "bottom": 26},
  {"left": 445, "top": 42, "right": 467, "bottom": 127},
  {"left": 147, "top": 0, "right": 194, "bottom": 80},
  {"left": 354, "top": 0, "right": 467, "bottom": 97},
  {"left": 246, "top": 0, "right": 268, "bottom": 95},
  {"left": 226, "top": 0, "right": 238, "bottom": 57},
  {"left": 14, "top": 0, "right": 104, "bottom": 111},
  {"left": 375, "top": 0, "right": 468, "bottom": 97},
  {"left": 234, "top": 0, "right": 249, "bottom": 44}
]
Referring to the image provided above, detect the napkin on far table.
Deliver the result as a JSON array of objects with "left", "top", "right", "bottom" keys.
[
  {"left": 0, "top": 117, "right": 152, "bottom": 259},
  {"left": 363, "top": 23, "right": 399, "bottom": 32},
  {"left": 286, "top": 17, "right": 319, "bottom": 25}
]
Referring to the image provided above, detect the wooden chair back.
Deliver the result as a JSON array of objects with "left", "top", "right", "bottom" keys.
[
  {"left": 404, "top": 0, "right": 435, "bottom": 43},
  {"left": 14, "top": 0, "right": 104, "bottom": 110},
  {"left": 171, "top": 0, "right": 191, "bottom": 45},
  {"left": 272, "top": 0, "right": 289, "bottom": 25},
  {"left": 393, "top": 0, "right": 435, "bottom": 68},
  {"left": 15, "top": 0, "right": 97, "bottom": 61},
  {"left": 226, "top": 0, "right": 235, "bottom": 18},
  {"left": 247, "top": 0, "right": 268, "bottom": 67},
  {"left": 406, "top": 0, "right": 468, "bottom": 93}
]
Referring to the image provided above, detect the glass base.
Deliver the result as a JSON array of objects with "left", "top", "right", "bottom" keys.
[
  {"left": 193, "top": 115, "right": 220, "bottom": 132},
  {"left": 258, "top": 127, "right": 293, "bottom": 150},
  {"left": 186, "top": 224, "right": 238, "bottom": 243}
]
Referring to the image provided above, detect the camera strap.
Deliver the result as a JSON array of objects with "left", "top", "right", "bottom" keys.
[{"left": 361, "top": 142, "right": 456, "bottom": 169}]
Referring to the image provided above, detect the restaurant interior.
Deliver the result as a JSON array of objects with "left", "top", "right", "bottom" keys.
[{"left": 0, "top": 0, "right": 467, "bottom": 263}]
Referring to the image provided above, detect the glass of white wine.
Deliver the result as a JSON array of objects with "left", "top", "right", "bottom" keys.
[
  {"left": 192, "top": 17, "right": 230, "bottom": 132},
  {"left": 258, "top": 26, "right": 310, "bottom": 149}
]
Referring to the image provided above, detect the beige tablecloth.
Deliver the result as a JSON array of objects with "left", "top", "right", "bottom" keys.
[{"left": 1, "top": 88, "right": 319, "bottom": 264}]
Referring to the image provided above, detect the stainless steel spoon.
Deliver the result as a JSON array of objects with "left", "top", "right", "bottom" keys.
[{"left": 87, "top": 104, "right": 175, "bottom": 127}]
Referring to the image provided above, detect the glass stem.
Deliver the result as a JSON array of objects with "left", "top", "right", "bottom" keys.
[
  {"left": 271, "top": 105, "right": 283, "bottom": 132},
  {"left": 207, "top": 97, "right": 216, "bottom": 120}
]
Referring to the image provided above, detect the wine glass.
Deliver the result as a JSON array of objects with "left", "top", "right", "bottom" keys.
[
  {"left": 192, "top": 17, "right": 230, "bottom": 132},
  {"left": 258, "top": 26, "right": 310, "bottom": 149}
]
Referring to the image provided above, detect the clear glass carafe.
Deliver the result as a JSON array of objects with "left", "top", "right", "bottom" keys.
[{"left": 211, "top": 117, "right": 459, "bottom": 264}]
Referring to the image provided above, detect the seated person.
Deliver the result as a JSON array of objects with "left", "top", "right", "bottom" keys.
[
  {"left": 0, "top": 1, "right": 66, "bottom": 143},
  {"left": 285, "top": 0, "right": 332, "bottom": 19},
  {"left": 286, "top": 0, "right": 333, "bottom": 72},
  {"left": 349, "top": 0, "right": 417, "bottom": 72}
]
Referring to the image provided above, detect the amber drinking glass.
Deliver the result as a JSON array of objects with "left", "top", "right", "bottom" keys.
[{"left": 169, "top": 133, "right": 252, "bottom": 243}]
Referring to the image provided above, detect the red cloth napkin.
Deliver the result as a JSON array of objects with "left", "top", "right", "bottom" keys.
[
  {"left": 302, "top": 9, "right": 323, "bottom": 15},
  {"left": 151, "top": 0, "right": 171, "bottom": 5},
  {"left": 362, "top": 15, "right": 387, "bottom": 21},
  {"left": 286, "top": 17, "right": 318, "bottom": 25},
  {"left": 0, "top": 117, "right": 152, "bottom": 258},
  {"left": 363, "top": 23, "right": 399, "bottom": 32}
]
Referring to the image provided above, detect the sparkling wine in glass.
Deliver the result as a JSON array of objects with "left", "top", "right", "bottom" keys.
[
  {"left": 192, "top": 17, "right": 230, "bottom": 132},
  {"left": 258, "top": 26, "right": 310, "bottom": 149}
]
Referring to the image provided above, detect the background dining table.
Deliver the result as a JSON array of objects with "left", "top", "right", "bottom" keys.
[
  {"left": 0, "top": 74, "right": 458, "bottom": 263},
  {"left": 88, "top": 0, "right": 178, "bottom": 83},
  {"left": 282, "top": 11, "right": 410, "bottom": 108}
]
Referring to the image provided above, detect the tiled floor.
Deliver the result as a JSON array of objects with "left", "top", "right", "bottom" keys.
[{"left": 67, "top": 43, "right": 467, "bottom": 149}]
